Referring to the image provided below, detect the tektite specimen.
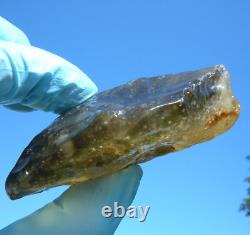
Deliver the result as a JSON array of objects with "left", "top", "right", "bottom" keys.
[{"left": 6, "top": 65, "right": 240, "bottom": 199}]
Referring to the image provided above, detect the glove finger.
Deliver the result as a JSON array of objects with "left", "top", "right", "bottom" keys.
[
  {"left": 0, "top": 165, "right": 143, "bottom": 235},
  {"left": 4, "top": 104, "right": 34, "bottom": 112},
  {"left": 0, "top": 41, "right": 97, "bottom": 114},
  {"left": 0, "top": 16, "right": 30, "bottom": 45}
]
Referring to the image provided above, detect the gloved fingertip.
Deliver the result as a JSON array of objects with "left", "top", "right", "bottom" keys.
[{"left": 0, "top": 16, "right": 30, "bottom": 45}]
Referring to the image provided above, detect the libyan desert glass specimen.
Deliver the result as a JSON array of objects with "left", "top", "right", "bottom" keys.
[{"left": 6, "top": 65, "right": 240, "bottom": 199}]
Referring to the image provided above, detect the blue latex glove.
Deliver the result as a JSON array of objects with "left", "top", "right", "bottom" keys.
[{"left": 0, "top": 17, "right": 142, "bottom": 235}]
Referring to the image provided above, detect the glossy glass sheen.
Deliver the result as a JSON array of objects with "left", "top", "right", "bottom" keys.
[{"left": 6, "top": 65, "right": 240, "bottom": 199}]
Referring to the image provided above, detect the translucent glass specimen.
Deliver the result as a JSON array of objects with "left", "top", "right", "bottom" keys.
[{"left": 6, "top": 65, "right": 240, "bottom": 199}]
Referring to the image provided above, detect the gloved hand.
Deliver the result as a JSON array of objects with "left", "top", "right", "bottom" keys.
[{"left": 0, "top": 16, "right": 143, "bottom": 235}]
